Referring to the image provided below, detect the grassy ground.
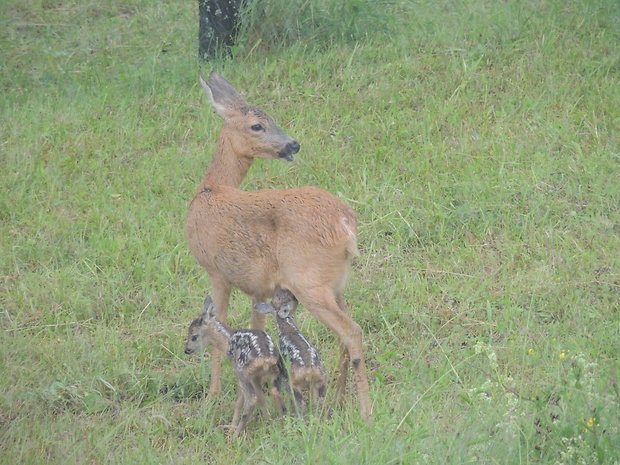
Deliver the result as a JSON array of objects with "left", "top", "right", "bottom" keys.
[{"left": 1, "top": 0, "right": 619, "bottom": 463}]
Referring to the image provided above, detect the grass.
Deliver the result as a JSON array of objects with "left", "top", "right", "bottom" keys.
[{"left": 1, "top": 0, "right": 619, "bottom": 463}]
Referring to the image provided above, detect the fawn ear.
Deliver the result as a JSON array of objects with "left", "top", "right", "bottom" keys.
[
  {"left": 200, "top": 72, "right": 246, "bottom": 119},
  {"left": 202, "top": 295, "right": 217, "bottom": 319},
  {"left": 253, "top": 302, "right": 274, "bottom": 315}
]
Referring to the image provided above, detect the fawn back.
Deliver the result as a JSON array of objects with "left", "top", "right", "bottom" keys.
[{"left": 185, "top": 296, "right": 282, "bottom": 373}]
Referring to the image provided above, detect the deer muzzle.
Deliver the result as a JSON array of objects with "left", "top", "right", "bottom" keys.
[{"left": 278, "top": 140, "right": 300, "bottom": 162}]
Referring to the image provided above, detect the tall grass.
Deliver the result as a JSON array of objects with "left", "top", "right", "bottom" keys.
[
  {"left": 1, "top": 0, "right": 619, "bottom": 463},
  {"left": 236, "top": 0, "right": 397, "bottom": 52}
]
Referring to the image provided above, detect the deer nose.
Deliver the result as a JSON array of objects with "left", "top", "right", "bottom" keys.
[
  {"left": 184, "top": 347, "right": 193, "bottom": 355},
  {"left": 288, "top": 140, "right": 300, "bottom": 154},
  {"left": 278, "top": 140, "right": 300, "bottom": 161}
]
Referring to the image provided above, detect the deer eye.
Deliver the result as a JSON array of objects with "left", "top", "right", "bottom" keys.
[
  {"left": 191, "top": 335, "right": 198, "bottom": 342},
  {"left": 250, "top": 124, "right": 264, "bottom": 132}
]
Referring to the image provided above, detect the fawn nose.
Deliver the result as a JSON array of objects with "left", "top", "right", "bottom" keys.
[
  {"left": 184, "top": 347, "right": 192, "bottom": 355},
  {"left": 288, "top": 140, "right": 300, "bottom": 154}
]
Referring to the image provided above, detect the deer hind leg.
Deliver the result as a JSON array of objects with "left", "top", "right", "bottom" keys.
[
  {"left": 235, "top": 379, "right": 259, "bottom": 436},
  {"left": 334, "top": 292, "right": 351, "bottom": 402},
  {"left": 270, "top": 386, "right": 285, "bottom": 417},
  {"left": 231, "top": 389, "right": 244, "bottom": 427},
  {"left": 271, "top": 368, "right": 288, "bottom": 417},
  {"left": 250, "top": 377, "right": 268, "bottom": 417},
  {"left": 270, "top": 382, "right": 286, "bottom": 418},
  {"left": 336, "top": 341, "right": 350, "bottom": 402},
  {"left": 207, "top": 278, "right": 231, "bottom": 398},
  {"left": 316, "top": 381, "right": 327, "bottom": 402},
  {"left": 316, "top": 381, "right": 331, "bottom": 418},
  {"left": 298, "top": 287, "right": 372, "bottom": 420},
  {"left": 292, "top": 386, "right": 305, "bottom": 417}
]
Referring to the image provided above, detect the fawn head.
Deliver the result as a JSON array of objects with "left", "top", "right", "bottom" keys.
[
  {"left": 184, "top": 295, "right": 217, "bottom": 355},
  {"left": 200, "top": 72, "right": 300, "bottom": 161},
  {"left": 254, "top": 288, "right": 298, "bottom": 319}
]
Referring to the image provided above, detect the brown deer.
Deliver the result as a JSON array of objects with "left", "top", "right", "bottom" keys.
[
  {"left": 185, "top": 72, "right": 371, "bottom": 419},
  {"left": 184, "top": 295, "right": 287, "bottom": 436}
]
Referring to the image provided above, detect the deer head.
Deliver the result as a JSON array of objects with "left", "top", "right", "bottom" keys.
[
  {"left": 200, "top": 72, "right": 300, "bottom": 161},
  {"left": 184, "top": 295, "right": 218, "bottom": 355}
]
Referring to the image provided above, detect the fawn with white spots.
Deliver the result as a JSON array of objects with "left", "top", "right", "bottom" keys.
[
  {"left": 184, "top": 72, "right": 371, "bottom": 419},
  {"left": 254, "top": 288, "right": 327, "bottom": 415},
  {"left": 184, "top": 295, "right": 287, "bottom": 436}
]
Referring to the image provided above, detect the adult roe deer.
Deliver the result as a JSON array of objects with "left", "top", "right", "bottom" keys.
[{"left": 185, "top": 72, "right": 371, "bottom": 419}]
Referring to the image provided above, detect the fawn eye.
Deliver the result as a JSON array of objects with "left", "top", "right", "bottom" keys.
[
  {"left": 250, "top": 124, "right": 264, "bottom": 132},
  {"left": 191, "top": 335, "right": 198, "bottom": 341}
]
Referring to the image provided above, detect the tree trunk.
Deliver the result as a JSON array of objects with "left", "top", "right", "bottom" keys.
[{"left": 198, "top": 0, "right": 244, "bottom": 60}]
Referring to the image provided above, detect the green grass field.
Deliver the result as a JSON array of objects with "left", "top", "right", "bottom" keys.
[{"left": 1, "top": 0, "right": 619, "bottom": 463}]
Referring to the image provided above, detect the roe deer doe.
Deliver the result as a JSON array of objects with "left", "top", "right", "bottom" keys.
[
  {"left": 185, "top": 72, "right": 371, "bottom": 419},
  {"left": 185, "top": 295, "right": 287, "bottom": 436},
  {"left": 254, "top": 288, "right": 327, "bottom": 416}
]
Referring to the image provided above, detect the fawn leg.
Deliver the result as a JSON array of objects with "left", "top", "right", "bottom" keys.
[
  {"left": 271, "top": 371, "right": 287, "bottom": 417},
  {"left": 235, "top": 380, "right": 258, "bottom": 436},
  {"left": 316, "top": 381, "right": 331, "bottom": 418},
  {"left": 231, "top": 389, "right": 244, "bottom": 427},
  {"left": 270, "top": 386, "right": 286, "bottom": 417},
  {"left": 273, "top": 359, "right": 289, "bottom": 415},
  {"left": 292, "top": 387, "right": 305, "bottom": 417},
  {"left": 253, "top": 379, "right": 268, "bottom": 417}
]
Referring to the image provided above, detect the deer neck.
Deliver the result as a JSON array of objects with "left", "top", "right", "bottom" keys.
[
  {"left": 200, "top": 130, "right": 253, "bottom": 189},
  {"left": 276, "top": 316, "right": 298, "bottom": 336},
  {"left": 206, "top": 319, "right": 234, "bottom": 353}
]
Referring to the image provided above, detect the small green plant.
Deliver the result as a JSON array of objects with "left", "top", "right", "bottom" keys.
[{"left": 468, "top": 341, "right": 619, "bottom": 463}]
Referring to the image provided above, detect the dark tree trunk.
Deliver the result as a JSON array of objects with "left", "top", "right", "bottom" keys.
[{"left": 198, "top": 0, "right": 245, "bottom": 60}]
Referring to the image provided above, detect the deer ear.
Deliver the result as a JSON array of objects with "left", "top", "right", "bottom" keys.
[
  {"left": 202, "top": 295, "right": 217, "bottom": 319},
  {"left": 253, "top": 302, "right": 274, "bottom": 315},
  {"left": 200, "top": 72, "right": 246, "bottom": 119}
]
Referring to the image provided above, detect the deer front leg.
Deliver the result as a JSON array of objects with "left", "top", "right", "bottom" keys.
[
  {"left": 235, "top": 379, "right": 259, "bottom": 436},
  {"left": 208, "top": 278, "right": 231, "bottom": 399}
]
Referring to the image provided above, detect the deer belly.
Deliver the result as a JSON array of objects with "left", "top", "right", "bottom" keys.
[{"left": 213, "top": 249, "right": 275, "bottom": 297}]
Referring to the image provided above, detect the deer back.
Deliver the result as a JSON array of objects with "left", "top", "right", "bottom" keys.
[
  {"left": 227, "top": 329, "right": 278, "bottom": 370},
  {"left": 186, "top": 185, "right": 358, "bottom": 302}
]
